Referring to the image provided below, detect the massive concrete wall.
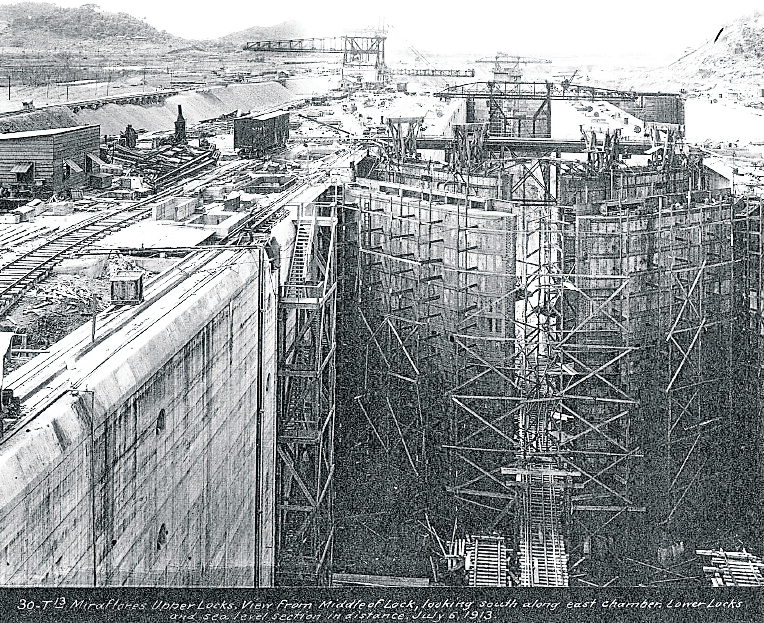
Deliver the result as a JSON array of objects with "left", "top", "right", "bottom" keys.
[{"left": 0, "top": 249, "right": 277, "bottom": 586}]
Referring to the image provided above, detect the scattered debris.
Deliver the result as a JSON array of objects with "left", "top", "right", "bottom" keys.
[
  {"left": 111, "top": 143, "right": 220, "bottom": 189},
  {"left": 0, "top": 255, "right": 155, "bottom": 372}
]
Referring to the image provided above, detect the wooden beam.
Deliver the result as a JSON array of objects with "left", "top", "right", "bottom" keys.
[{"left": 573, "top": 505, "right": 646, "bottom": 512}]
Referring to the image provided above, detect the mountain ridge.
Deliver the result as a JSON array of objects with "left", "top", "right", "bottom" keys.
[
  {"left": 215, "top": 20, "right": 307, "bottom": 47},
  {"left": 669, "top": 11, "right": 764, "bottom": 84},
  {"left": 0, "top": 2, "right": 305, "bottom": 48}
]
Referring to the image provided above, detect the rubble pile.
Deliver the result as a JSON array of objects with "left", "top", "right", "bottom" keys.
[
  {"left": 0, "top": 274, "right": 107, "bottom": 371},
  {"left": 103, "top": 254, "right": 148, "bottom": 278},
  {"left": 27, "top": 273, "right": 109, "bottom": 307},
  {"left": 1, "top": 256, "right": 155, "bottom": 371}
]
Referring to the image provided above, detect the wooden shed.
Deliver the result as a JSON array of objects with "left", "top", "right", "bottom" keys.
[{"left": 0, "top": 125, "right": 100, "bottom": 192}]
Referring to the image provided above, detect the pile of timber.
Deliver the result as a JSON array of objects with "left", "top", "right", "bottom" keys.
[
  {"left": 194, "top": 110, "right": 239, "bottom": 136},
  {"left": 697, "top": 549, "right": 764, "bottom": 586},
  {"left": 112, "top": 143, "right": 220, "bottom": 190}
]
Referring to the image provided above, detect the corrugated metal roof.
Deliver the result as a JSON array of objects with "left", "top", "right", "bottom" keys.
[
  {"left": 0, "top": 126, "right": 96, "bottom": 141},
  {"left": 10, "top": 163, "right": 33, "bottom": 173}
]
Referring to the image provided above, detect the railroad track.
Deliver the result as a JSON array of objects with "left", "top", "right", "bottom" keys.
[
  {"left": 0, "top": 144, "right": 360, "bottom": 314},
  {"left": 0, "top": 160, "right": 259, "bottom": 317},
  {"left": 468, "top": 535, "right": 509, "bottom": 586},
  {"left": 0, "top": 189, "right": 176, "bottom": 317},
  {"left": 511, "top": 395, "right": 570, "bottom": 586},
  {"left": 2, "top": 249, "right": 246, "bottom": 442}
]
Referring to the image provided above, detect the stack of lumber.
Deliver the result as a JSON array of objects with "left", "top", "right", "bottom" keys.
[{"left": 112, "top": 143, "right": 219, "bottom": 189}]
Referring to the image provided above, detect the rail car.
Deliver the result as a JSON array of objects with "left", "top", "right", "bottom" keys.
[{"left": 234, "top": 111, "right": 290, "bottom": 157}]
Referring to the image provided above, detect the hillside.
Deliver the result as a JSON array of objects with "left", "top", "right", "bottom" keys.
[
  {"left": 601, "top": 11, "right": 764, "bottom": 93},
  {"left": 215, "top": 20, "right": 306, "bottom": 47},
  {"left": 0, "top": 2, "right": 182, "bottom": 45},
  {"left": 669, "top": 11, "right": 764, "bottom": 86},
  {"left": 0, "top": 1, "right": 56, "bottom": 22},
  {"left": 0, "top": 2, "right": 306, "bottom": 52}
]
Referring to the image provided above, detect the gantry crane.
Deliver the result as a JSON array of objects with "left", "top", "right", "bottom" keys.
[
  {"left": 244, "top": 35, "right": 388, "bottom": 84},
  {"left": 244, "top": 32, "right": 477, "bottom": 85},
  {"left": 475, "top": 53, "right": 552, "bottom": 81}
]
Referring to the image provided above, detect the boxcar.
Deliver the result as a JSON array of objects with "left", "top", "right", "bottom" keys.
[{"left": 234, "top": 111, "right": 290, "bottom": 155}]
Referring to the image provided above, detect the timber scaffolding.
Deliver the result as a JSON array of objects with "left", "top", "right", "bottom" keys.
[
  {"left": 276, "top": 195, "right": 339, "bottom": 585},
  {"left": 338, "top": 154, "right": 754, "bottom": 586}
]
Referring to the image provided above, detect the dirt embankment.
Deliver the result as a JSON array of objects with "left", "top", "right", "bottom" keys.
[
  {"left": 73, "top": 82, "right": 298, "bottom": 135},
  {"left": 0, "top": 107, "right": 79, "bottom": 133}
]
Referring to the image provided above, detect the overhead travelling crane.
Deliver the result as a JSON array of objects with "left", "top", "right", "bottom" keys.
[
  {"left": 437, "top": 79, "right": 664, "bottom": 100},
  {"left": 244, "top": 35, "right": 388, "bottom": 83},
  {"left": 243, "top": 36, "right": 386, "bottom": 64},
  {"left": 387, "top": 34, "right": 475, "bottom": 79},
  {"left": 389, "top": 67, "right": 475, "bottom": 78},
  {"left": 243, "top": 34, "right": 476, "bottom": 83},
  {"left": 430, "top": 80, "right": 683, "bottom": 165}
]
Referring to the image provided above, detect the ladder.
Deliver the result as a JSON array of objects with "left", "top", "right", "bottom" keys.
[
  {"left": 468, "top": 535, "right": 508, "bottom": 586},
  {"left": 285, "top": 220, "right": 315, "bottom": 297}
]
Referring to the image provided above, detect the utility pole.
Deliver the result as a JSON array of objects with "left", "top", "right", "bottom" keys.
[
  {"left": 91, "top": 293, "right": 98, "bottom": 343},
  {"left": 7, "top": 75, "right": 10, "bottom": 101}
]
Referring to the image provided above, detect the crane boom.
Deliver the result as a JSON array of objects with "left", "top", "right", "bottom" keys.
[{"left": 475, "top": 54, "right": 552, "bottom": 64}]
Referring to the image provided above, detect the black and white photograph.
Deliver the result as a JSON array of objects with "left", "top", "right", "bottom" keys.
[{"left": 0, "top": 0, "right": 762, "bottom": 620}]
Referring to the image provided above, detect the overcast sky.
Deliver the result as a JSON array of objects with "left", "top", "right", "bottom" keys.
[{"left": 2, "top": 0, "right": 762, "bottom": 57}]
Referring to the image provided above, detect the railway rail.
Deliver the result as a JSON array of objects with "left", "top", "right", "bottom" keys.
[
  {"left": 2, "top": 249, "right": 246, "bottom": 442},
  {"left": 0, "top": 192, "right": 173, "bottom": 316},
  {"left": 0, "top": 160, "right": 254, "bottom": 317},
  {"left": 512, "top": 398, "right": 571, "bottom": 586},
  {"left": 468, "top": 535, "right": 509, "bottom": 586},
  {"left": 519, "top": 470, "right": 569, "bottom": 586},
  {"left": 0, "top": 146, "right": 359, "bottom": 318}
]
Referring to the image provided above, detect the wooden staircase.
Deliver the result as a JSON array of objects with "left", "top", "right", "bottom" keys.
[{"left": 285, "top": 220, "right": 315, "bottom": 298}]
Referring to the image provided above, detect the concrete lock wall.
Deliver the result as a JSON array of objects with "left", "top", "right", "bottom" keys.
[
  {"left": 0, "top": 250, "right": 277, "bottom": 586},
  {"left": 468, "top": 96, "right": 551, "bottom": 138}
]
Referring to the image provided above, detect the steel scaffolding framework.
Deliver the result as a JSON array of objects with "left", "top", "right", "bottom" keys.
[
  {"left": 341, "top": 152, "right": 742, "bottom": 585},
  {"left": 347, "top": 186, "right": 454, "bottom": 496},
  {"left": 276, "top": 200, "right": 338, "bottom": 585},
  {"left": 731, "top": 196, "right": 764, "bottom": 553},
  {"left": 343, "top": 181, "right": 576, "bottom": 584},
  {"left": 658, "top": 200, "right": 735, "bottom": 531}
]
